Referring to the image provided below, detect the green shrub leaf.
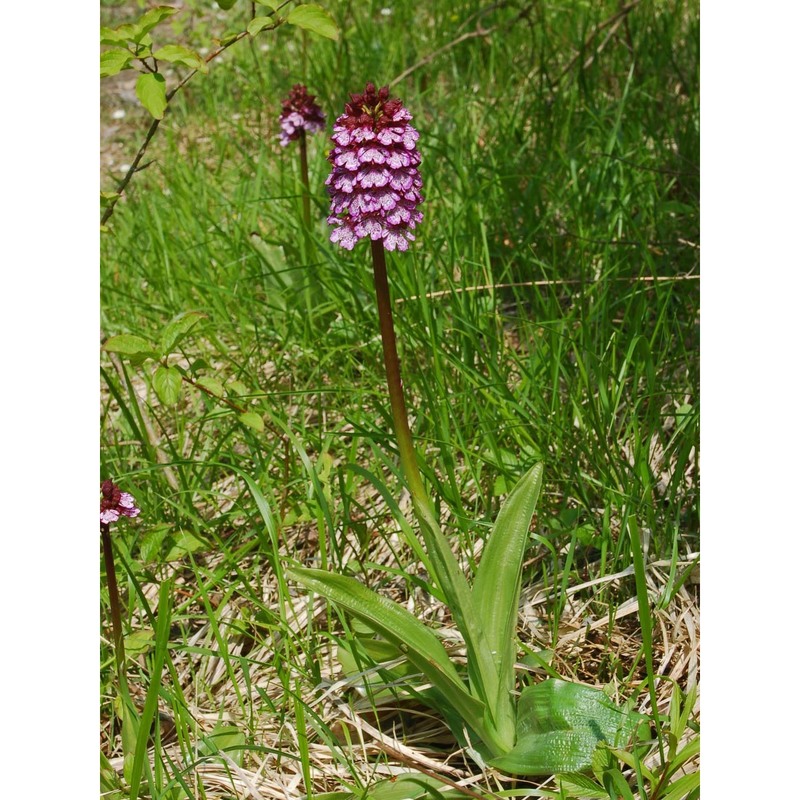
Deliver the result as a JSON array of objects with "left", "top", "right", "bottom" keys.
[
  {"left": 286, "top": 4, "right": 339, "bottom": 40},
  {"left": 153, "top": 365, "right": 182, "bottom": 405},
  {"left": 197, "top": 376, "right": 225, "bottom": 398},
  {"left": 489, "top": 680, "right": 644, "bottom": 775},
  {"left": 239, "top": 411, "right": 265, "bottom": 432},
  {"left": 159, "top": 310, "right": 205, "bottom": 354},
  {"left": 136, "top": 73, "right": 167, "bottom": 119},
  {"left": 100, "top": 48, "right": 134, "bottom": 77},
  {"left": 103, "top": 334, "right": 157, "bottom": 358},
  {"left": 248, "top": 16, "right": 275, "bottom": 36},
  {"left": 216, "top": 0, "right": 239, "bottom": 9},
  {"left": 153, "top": 44, "right": 208, "bottom": 73}
]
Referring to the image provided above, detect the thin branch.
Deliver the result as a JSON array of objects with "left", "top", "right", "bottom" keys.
[{"left": 101, "top": 2, "right": 292, "bottom": 225}]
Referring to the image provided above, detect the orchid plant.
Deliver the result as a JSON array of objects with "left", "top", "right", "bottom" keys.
[{"left": 288, "top": 83, "right": 643, "bottom": 774}]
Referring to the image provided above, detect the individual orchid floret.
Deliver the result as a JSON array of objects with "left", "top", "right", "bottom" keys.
[
  {"left": 278, "top": 84, "right": 327, "bottom": 147},
  {"left": 100, "top": 479, "right": 141, "bottom": 525},
  {"left": 326, "top": 83, "right": 423, "bottom": 252}
]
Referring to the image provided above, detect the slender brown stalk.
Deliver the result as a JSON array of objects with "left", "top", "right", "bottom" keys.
[
  {"left": 298, "top": 129, "right": 311, "bottom": 229},
  {"left": 370, "top": 240, "right": 427, "bottom": 501},
  {"left": 101, "top": 522, "right": 126, "bottom": 678}
]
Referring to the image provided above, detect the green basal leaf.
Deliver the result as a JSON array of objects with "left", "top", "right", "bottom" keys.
[
  {"left": 136, "top": 72, "right": 168, "bottom": 119},
  {"left": 239, "top": 411, "right": 265, "bottom": 432},
  {"left": 158, "top": 310, "right": 205, "bottom": 354},
  {"left": 197, "top": 376, "right": 225, "bottom": 398},
  {"left": 100, "top": 48, "right": 134, "bottom": 77},
  {"left": 248, "top": 16, "right": 275, "bottom": 36},
  {"left": 289, "top": 567, "right": 487, "bottom": 732},
  {"left": 153, "top": 44, "right": 208, "bottom": 73},
  {"left": 286, "top": 4, "right": 339, "bottom": 40},
  {"left": 124, "top": 629, "right": 155, "bottom": 656},
  {"left": 488, "top": 679, "right": 645, "bottom": 776},
  {"left": 367, "top": 773, "right": 472, "bottom": 800},
  {"left": 153, "top": 365, "right": 182, "bottom": 405},
  {"left": 103, "top": 334, "right": 158, "bottom": 359},
  {"left": 472, "top": 462, "right": 543, "bottom": 735}
]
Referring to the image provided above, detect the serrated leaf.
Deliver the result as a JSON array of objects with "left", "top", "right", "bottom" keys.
[
  {"left": 197, "top": 376, "right": 225, "bottom": 398},
  {"left": 100, "top": 48, "right": 134, "bottom": 77},
  {"left": 153, "top": 365, "right": 182, "bottom": 405},
  {"left": 136, "top": 72, "right": 167, "bottom": 119},
  {"left": 286, "top": 4, "right": 339, "bottom": 40},
  {"left": 289, "top": 567, "right": 486, "bottom": 731},
  {"left": 103, "top": 334, "right": 157, "bottom": 358},
  {"left": 488, "top": 680, "right": 645, "bottom": 775},
  {"left": 239, "top": 411, "right": 264, "bottom": 432},
  {"left": 158, "top": 310, "right": 205, "bottom": 353},
  {"left": 153, "top": 44, "right": 207, "bottom": 73}
]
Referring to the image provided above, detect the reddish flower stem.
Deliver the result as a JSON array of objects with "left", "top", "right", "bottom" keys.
[{"left": 101, "top": 522, "right": 126, "bottom": 678}]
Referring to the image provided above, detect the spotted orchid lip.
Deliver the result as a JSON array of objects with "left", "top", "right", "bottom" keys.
[{"left": 327, "top": 84, "right": 423, "bottom": 252}]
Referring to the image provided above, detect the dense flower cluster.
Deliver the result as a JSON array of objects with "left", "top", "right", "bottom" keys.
[
  {"left": 100, "top": 479, "right": 140, "bottom": 525},
  {"left": 278, "top": 84, "right": 326, "bottom": 147},
  {"left": 326, "top": 83, "right": 423, "bottom": 251}
]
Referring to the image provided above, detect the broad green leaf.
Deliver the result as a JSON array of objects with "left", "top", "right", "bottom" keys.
[
  {"left": 228, "top": 380, "right": 249, "bottom": 396},
  {"left": 216, "top": 0, "right": 238, "bottom": 9},
  {"left": 239, "top": 411, "right": 264, "bottom": 432},
  {"left": 286, "top": 4, "right": 339, "bottom": 40},
  {"left": 248, "top": 16, "right": 275, "bottom": 36},
  {"left": 488, "top": 680, "right": 644, "bottom": 775},
  {"left": 158, "top": 310, "right": 205, "bottom": 353},
  {"left": 153, "top": 44, "right": 208, "bottom": 73},
  {"left": 367, "top": 773, "right": 472, "bottom": 800},
  {"left": 289, "top": 567, "right": 486, "bottom": 731},
  {"left": 103, "top": 334, "right": 157, "bottom": 358},
  {"left": 136, "top": 72, "right": 167, "bottom": 119},
  {"left": 164, "top": 531, "right": 205, "bottom": 561},
  {"left": 197, "top": 376, "right": 225, "bottom": 398},
  {"left": 100, "top": 26, "right": 130, "bottom": 45},
  {"left": 472, "top": 463, "right": 543, "bottom": 725},
  {"left": 136, "top": 6, "right": 180, "bottom": 39},
  {"left": 100, "top": 48, "right": 134, "bottom": 77},
  {"left": 153, "top": 365, "right": 182, "bottom": 405},
  {"left": 254, "top": 0, "right": 282, "bottom": 9}
]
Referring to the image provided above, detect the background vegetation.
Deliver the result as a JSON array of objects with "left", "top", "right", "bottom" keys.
[{"left": 100, "top": 1, "right": 699, "bottom": 797}]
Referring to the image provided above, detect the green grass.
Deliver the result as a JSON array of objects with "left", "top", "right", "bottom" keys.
[{"left": 101, "top": 1, "right": 699, "bottom": 797}]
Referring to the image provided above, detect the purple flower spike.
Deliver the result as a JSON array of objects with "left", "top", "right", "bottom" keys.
[
  {"left": 100, "top": 479, "right": 141, "bottom": 525},
  {"left": 278, "top": 84, "right": 326, "bottom": 147},
  {"left": 326, "top": 83, "right": 423, "bottom": 252}
]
